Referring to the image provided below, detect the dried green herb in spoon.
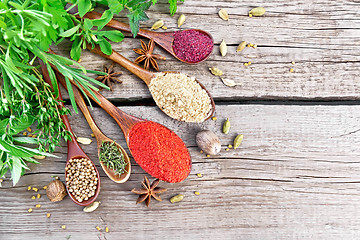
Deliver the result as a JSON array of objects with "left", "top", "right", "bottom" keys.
[{"left": 99, "top": 141, "right": 128, "bottom": 176}]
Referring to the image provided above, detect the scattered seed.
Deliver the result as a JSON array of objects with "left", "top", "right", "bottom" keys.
[
  {"left": 28, "top": 208, "right": 33, "bottom": 213},
  {"left": 218, "top": 9, "right": 229, "bottom": 21},
  {"left": 61, "top": 225, "right": 66, "bottom": 230},
  {"left": 228, "top": 144, "right": 233, "bottom": 148},
  {"left": 77, "top": 137, "right": 92, "bottom": 145},
  {"left": 28, "top": 134, "right": 33, "bottom": 137},
  {"left": 105, "top": 227, "right": 109, "bottom": 233},
  {"left": 211, "top": 117, "right": 217, "bottom": 121},
  {"left": 248, "top": 61, "right": 252, "bottom": 65},
  {"left": 249, "top": 7, "right": 266, "bottom": 17},
  {"left": 220, "top": 39, "right": 227, "bottom": 56},
  {"left": 96, "top": 226, "right": 101, "bottom": 231},
  {"left": 237, "top": 41, "right": 246, "bottom": 52},
  {"left": 206, "top": 154, "right": 210, "bottom": 157},
  {"left": 35, "top": 204, "right": 41, "bottom": 208},
  {"left": 37, "top": 193, "right": 41, "bottom": 199},
  {"left": 291, "top": 61, "right": 295, "bottom": 65},
  {"left": 194, "top": 191, "right": 200, "bottom": 195},
  {"left": 170, "top": 194, "right": 184, "bottom": 203},
  {"left": 31, "top": 196, "right": 36, "bottom": 200},
  {"left": 200, "top": 150, "right": 203, "bottom": 153},
  {"left": 32, "top": 187, "right": 38, "bottom": 192},
  {"left": 90, "top": 133, "right": 95, "bottom": 138},
  {"left": 244, "top": 63, "right": 248, "bottom": 66},
  {"left": 234, "top": 134, "right": 244, "bottom": 149},
  {"left": 151, "top": 19, "right": 164, "bottom": 30},
  {"left": 23, "top": 132, "right": 27, "bottom": 136},
  {"left": 27, "top": 186, "right": 31, "bottom": 191},
  {"left": 32, "top": 134, "right": 37, "bottom": 138},
  {"left": 209, "top": 67, "right": 223, "bottom": 76},
  {"left": 27, "top": 127, "right": 32, "bottom": 132},
  {"left": 43, "top": 186, "right": 47, "bottom": 190},
  {"left": 253, "top": 44, "right": 257, "bottom": 48},
  {"left": 162, "top": 25, "right": 168, "bottom": 30},
  {"left": 249, "top": 13, "right": 253, "bottom": 18},
  {"left": 46, "top": 213, "right": 51, "bottom": 218},
  {"left": 77, "top": 59, "right": 82, "bottom": 63},
  {"left": 290, "top": 68, "right": 294, "bottom": 73},
  {"left": 197, "top": 173, "right": 203, "bottom": 178},
  {"left": 220, "top": 78, "right": 236, "bottom": 87},
  {"left": 34, "top": 155, "right": 45, "bottom": 160},
  {"left": 225, "top": 148, "right": 229, "bottom": 151},
  {"left": 177, "top": 14, "right": 186, "bottom": 27}
]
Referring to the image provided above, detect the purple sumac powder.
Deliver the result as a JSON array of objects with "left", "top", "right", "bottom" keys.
[{"left": 172, "top": 30, "right": 213, "bottom": 63}]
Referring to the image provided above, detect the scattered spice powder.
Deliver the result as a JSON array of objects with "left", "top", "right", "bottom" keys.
[
  {"left": 128, "top": 121, "right": 191, "bottom": 183},
  {"left": 149, "top": 73, "right": 211, "bottom": 123},
  {"left": 172, "top": 29, "right": 213, "bottom": 63}
]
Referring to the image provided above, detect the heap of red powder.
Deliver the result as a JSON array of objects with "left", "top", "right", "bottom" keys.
[
  {"left": 128, "top": 121, "right": 191, "bottom": 183},
  {"left": 172, "top": 29, "right": 213, "bottom": 63}
]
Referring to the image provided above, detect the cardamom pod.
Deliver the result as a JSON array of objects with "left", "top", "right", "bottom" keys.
[
  {"left": 218, "top": 9, "right": 229, "bottom": 21},
  {"left": 77, "top": 137, "right": 93, "bottom": 145},
  {"left": 209, "top": 67, "right": 223, "bottom": 76},
  {"left": 222, "top": 118, "right": 230, "bottom": 134},
  {"left": 234, "top": 134, "right": 244, "bottom": 149},
  {"left": 237, "top": 41, "right": 247, "bottom": 52},
  {"left": 221, "top": 78, "right": 236, "bottom": 87},
  {"left": 249, "top": 7, "right": 266, "bottom": 17},
  {"left": 220, "top": 39, "right": 227, "bottom": 57},
  {"left": 151, "top": 19, "right": 164, "bottom": 30},
  {"left": 33, "top": 155, "right": 46, "bottom": 160},
  {"left": 83, "top": 201, "right": 101, "bottom": 212},
  {"left": 170, "top": 194, "right": 184, "bottom": 203},
  {"left": 177, "top": 14, "right": 186, "bottom": 27}
]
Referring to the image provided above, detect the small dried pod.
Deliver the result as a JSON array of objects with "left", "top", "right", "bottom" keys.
[
  {"left": 234, "top": 134, "right": 244, "bottom": 149},
  {"left": 151, "top": 19, "right": 164, "bottom": 30},
  {"left": 249, "top": 7, "right": 266, "bottom": 17},
  {"left": 221, "top": 78, "right": 236, "bottom": 87},
  {"left": 170, "top": 194, "right": 184, "bottom": 203},
  {"left": 77, "top": 137, "right": 92, "bottom": 145},
  {"left": 223, "top": 118, "right": 230, "bottom": 134},
  {"left": 220, "top": 39, "right": 227, "bottom": 56},
  {"left": 196, "top": 130, "right": 221, "bottom": 155},
  {"left": 83, "top": 201, "right": 101, "bottom": 212},
  {"left": 209, "top": 67, "right": 223, "bottom": 76},
  {"left": 46, "top": 179, "right": 67, "bottom": 202},
  {"left": 237, "top": 41, "right": 247, "bottom": 52},
  {"left": 33, "top": 155, "right": 46, "bottom": 160},
  {"left": 218, "top": 9, "right": 229, "bottom": 21},
  {"left": 177, "top": 14, "right": 186, "bottom": 27}
]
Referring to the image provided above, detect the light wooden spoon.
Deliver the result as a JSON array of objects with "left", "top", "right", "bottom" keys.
[
  {"left": 88, "top": 44, "right": 216, "bottom": 122},
  {"left": 40, "top": 60, "right": 101, "bottom": 206},
  {"left": 59, "top": 80, "right": 131, "bottom": 183}
]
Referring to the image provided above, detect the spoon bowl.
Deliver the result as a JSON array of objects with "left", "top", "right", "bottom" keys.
[
  {"left": 57, "top": 78, "right": 131, "bottom": 183},
  {"left": 66, "top": 5, "right": 214, "bottom": 64},
  {"left": 40, "top": 61, "right": 101, "bottom": 206},
  {"left": 88, "top": 45, "right": 215, "bottom": 122}
]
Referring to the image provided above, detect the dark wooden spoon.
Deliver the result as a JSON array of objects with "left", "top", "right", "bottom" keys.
[
  {"left": 39, "top": 61, "right": 101, "bottom": 206},
  {"left": 66, "top": 4, "right": 213, "bottom": 64},
  {"left": 88, "top": 44, "right": 216, "bottom": 122},
  {"left": 58, "top": 79, "right": 131, "bottom": 183}
]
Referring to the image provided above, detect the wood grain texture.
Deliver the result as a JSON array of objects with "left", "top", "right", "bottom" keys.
[
  {"left": 1, "top": 104, "right": 360, "bottom": 239},
  {"left": 52, "top": 0, "right": 360, "bottom": 101}
]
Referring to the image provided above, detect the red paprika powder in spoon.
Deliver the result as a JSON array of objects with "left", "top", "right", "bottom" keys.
[{"left": 129, "top": 121, "right": 191, "bottom": 183}]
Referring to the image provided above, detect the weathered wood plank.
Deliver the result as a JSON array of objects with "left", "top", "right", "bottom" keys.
[
  {"left": 52, "top": 0, "right": 360, "bottom": 101},
  {"left": 1, "top": 104, "right": 360, "bottom": 239}
]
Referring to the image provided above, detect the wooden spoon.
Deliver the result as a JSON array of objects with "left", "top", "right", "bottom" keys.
[
  {"left": 66, "top": 4, "right": 214, "bottom": 64},
  {"left": 88, "top": 44, "right": 216, "bottom": 122},
  {"left": 39, "top": 61, "right": 101, "bottom": 206},
  {"left": 58, "top": 79, "right": 131, "bottom": 183}
]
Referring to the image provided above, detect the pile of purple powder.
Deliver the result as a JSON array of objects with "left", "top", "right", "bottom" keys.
[{"left": 172, "top": 29, "right": 213, "bottom": 63}]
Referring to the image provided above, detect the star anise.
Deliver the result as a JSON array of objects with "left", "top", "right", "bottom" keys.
[
  {"left": 133, "top": 39, "right": 166, "bottom": 71},
  {"left": 131, "top": 176, "right": 167, "bottom": 207},
  {"left": 95, "top": 63, "right": 122, "bottom": 91}
]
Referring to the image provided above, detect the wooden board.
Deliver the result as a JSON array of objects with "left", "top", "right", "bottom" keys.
[{"left": 1, "top": 104, "right": 360, "bottom": 239}]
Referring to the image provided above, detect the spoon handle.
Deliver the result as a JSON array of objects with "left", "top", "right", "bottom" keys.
[
  {"left": 54, "top": 69, "right": 141, "bottom": 139},
  {"left": 39, "top": 61, "right": 86, "bottom": 160},
  {"left": 87, "top": 44, "right": 155, "bottom": 85}
]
